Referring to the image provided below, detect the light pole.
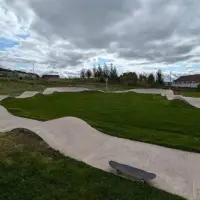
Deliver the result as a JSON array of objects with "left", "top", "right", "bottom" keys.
[
  {"left": 105, "top": 78, "right": 108, "bottom": 91},
  {"left": 33, "top": 63, "right": 35, "bottom": 74}
]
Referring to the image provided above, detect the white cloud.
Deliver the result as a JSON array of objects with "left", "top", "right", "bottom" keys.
[{"left": 0, "top": 0, "right": 200, "bottom": 77}]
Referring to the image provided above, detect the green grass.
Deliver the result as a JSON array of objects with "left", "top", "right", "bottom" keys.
[
  {"left": 2, "top": 92, "right": 200, "bottom": 152},
  {"left": 0, "top": 129, "right": 184, "bottom": 200},
  {"left": 171, "top": 87, "right": 200, "bottom": 97},
  {"left": 0, "top": 78, "right": 46, "bottom": 95},
  {"left": 0, "top": 77, "right": 133, "bottom": 95},
  {"left": 182, "top": 92, "right": 200, "bottom": 97}
]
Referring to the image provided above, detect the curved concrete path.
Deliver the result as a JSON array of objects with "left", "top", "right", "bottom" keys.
[
  {"left": 0, "top": 104, "right": 200, "bottom": 199},
  {"left": 16, "top": 91, "right": 40, "bottom": 99},
  {"left": 0, "top": 95, "right": 9, "bottom": 101},
  {"left": 43, "top": 87, "right": 90, "bottom": 95}
]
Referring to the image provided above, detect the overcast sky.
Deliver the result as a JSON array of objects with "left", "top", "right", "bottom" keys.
[{"left": 0, "top": 0, "right": 200, "bottom": 77}]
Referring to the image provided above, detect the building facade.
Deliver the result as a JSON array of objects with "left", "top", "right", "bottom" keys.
[
  {"left": 172, "top": 74, "right": 200, "bottom": 88},
  {"left": 0, "top": 68, "right": 14, "bottom": 77},
  {"left": 0, "top": 68, "right": 39, "bottom": 79}
]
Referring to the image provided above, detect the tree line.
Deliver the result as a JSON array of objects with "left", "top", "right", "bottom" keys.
[
  {"left": 80, "top": 64, "right": 164, "bottom": 86},
  {"left": 120, "top": 70, "right": 164, "bottom": 85},
  {"left": 80, "top": 63, "right": 118, "bottom": 82}
]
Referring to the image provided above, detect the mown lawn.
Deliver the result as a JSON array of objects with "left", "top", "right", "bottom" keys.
[
  {"left": 0, "top": 129, "right": 184, "bottom": 200},
  {"left": 0, "top": 77, "right": 133, "bottom": 95},
  {"left": 2, "top": 92, "right": 200, "bottom": 152},
  {"left": 182, "top": 91, "right": 200, "bottom": 97},
  {"left": 0, "top": 78, "right": 45, "bottom": 95}
]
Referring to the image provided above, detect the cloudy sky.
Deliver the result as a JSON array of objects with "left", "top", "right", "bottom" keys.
[{"left": 0, "top": 0, "right": 200, "bottom": 78}]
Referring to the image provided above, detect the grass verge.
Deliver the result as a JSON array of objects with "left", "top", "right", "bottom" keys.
[
  {"left": 182, "top": 92, "right": 200, "bottom": 97},
  {"left": 0, "top": 129, "right": 184, "bottom": 200},
  {"left": 0, "top": 78, "right": 133, "bottom": 95}
]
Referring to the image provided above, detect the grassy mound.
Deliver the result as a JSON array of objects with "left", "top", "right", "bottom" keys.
[
  {"left": 2, "top": 92, "right": 200, "bottom": 152},
  {"left": 0, "top": 129, "right": 184, "bottom": 200}
]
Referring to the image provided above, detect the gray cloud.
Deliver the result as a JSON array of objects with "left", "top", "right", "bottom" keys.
[{"left": 28, "top": 0, "right": 142, "bottom": 50}]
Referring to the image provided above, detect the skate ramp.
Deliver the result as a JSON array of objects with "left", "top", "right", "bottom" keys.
[
  {"left": 43, "top": 87, "right": 90, "bottom": 95},
  {"left": 132, "top": 88, "right": 172, "bottom": 94},
  {"left": 0, "top": 95, "right": 8, "bottom": 101},
  {"left": 16, "top": 91, "right": 40, "bottom": 98}
]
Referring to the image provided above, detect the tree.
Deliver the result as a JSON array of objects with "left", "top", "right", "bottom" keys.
[
  {"left": 86, "top": 69, "right": 92, "bottom": 79},
  {"left": 197, "top": 83, "right": 200, "bottom": 91},
  {"left": 120, "top": 72, "right": 138, "bottom": 85},
  {"left": 103, "top": 63, "right": 110, "bottom": 78},
  {"left": 148, "top": 73, "right": 155, "bottom": 85},
  {"left": 93, "top": 65, "right": 98, "bottom": 78},
  {"left": 156, "top": 70, "right": 164, "bottom": 85},
  {"left": 139, "top": 74, "right": 143, "bottom": 82},
  {"left": 80, "top": 69, "right": 86, "bottom": 79},
  {"left": 138, "top": 73, "right": 148, "bottom": 83},
  {"left": 109, "top": 63, "right": 118, "bottom": 80},
  {"left": 97, "top": 65, "right": 103, "bottom": 78}
]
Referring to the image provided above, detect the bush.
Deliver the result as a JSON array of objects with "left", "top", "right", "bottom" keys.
[{"left": 197, "top": 84, "right": 200, "bottom": 91}]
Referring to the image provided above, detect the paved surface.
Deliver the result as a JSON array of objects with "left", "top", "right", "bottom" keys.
[
  {"left": 161, "top": 91, "right": 200, "bottom": 108},
  {"left": 0, "top": 104, "right": 200, "bottom": 199},
  {"left": 0, "top": 95, "right": 8, "bottom": 101},
  {"left": 43, "top": 87, "right": 90, "bottom": 95},
  {"left": 133, "top": 88, "right": 173, "bottom": 94},
  {"left": 16, "top": 91, "right": 40, "bottom": 98}
]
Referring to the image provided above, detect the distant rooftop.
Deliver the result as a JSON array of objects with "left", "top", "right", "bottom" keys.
[
  {"left": 42, "top": 74, "right": 60, "bottom": 78},
  {"left": 175, "top": 74, "right": 200, "bottom": 82}
]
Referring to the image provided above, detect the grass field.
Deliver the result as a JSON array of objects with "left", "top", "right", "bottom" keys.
[
  {"left": 182, "top": 92, "right": 200, "bottom": 97},
  {"left": 0, "top": 129, "right": 184, "bottom": 200},
  {"left": 0, "top": 77, "right": 133, "bottom": 95},
  {"left": 172, "top": 87, "right": 200, "bottom": 97},
  {"left": 0, "top": 78, "right": 46, "bottom": 95},
  {"left": 2, "top": 92, "right": 200, "bottom": 152}
]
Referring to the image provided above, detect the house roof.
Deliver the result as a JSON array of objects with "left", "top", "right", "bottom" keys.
[
  {"left": 14, "top": 70, "right": 27, "bottom": 74},
  {"left": 0, "top": 67, "right": 13, "bottom": 73},
  {"left": 14, "top": 70, "right": 39, "bottom": 76},
  {"left": 0, "top": 68, "right": 39, "bottom": 77},
  {"left": 42, "top": 74, "right": 60, "bottom": 78},
  {"left": 28, "top": 72, "right": 39, "bottom": 77},
  {"left": 175, "top": 74, "right": 200, "bottom": 82}
]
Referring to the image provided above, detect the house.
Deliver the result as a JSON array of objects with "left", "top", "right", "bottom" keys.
[
  {"left": 14, "top": 70, "right": 29, "bottom": 78},
  {"left": 172, "top": 74, "right": 200, "bottom": 88},
  {"left": 0, "top": 67, "right": 39, "bottom": 79},
  {"left": 27, "top": 73, "right": 40, "bottom": 79},
  {"left": 42, "top": 74, "right": 60, "bottom": 79},
  {"left": 0, "top": 68, "right": 14, "bottom": 77},
  {"left": 13, "top": 70, "right": 39, "bottom": 79}
]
